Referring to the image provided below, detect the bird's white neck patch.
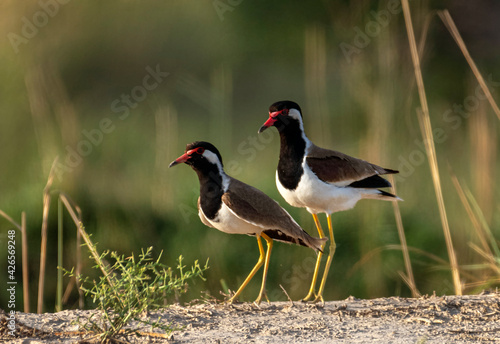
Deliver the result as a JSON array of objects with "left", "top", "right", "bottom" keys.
[
  {"left": 288, "top": 108, "right": 312, "bottom": 151},
  {"left": 288, "top": 108, "right": 302, "bottom": 123},
  {"left": 202, "top": 150, "right": 230, "bottom": 191},
  {"left": 202, "top": 150, "right": 221, "bottom": 167}
]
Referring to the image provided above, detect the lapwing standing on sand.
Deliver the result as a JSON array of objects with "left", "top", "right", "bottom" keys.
[
  {"left": 169, "top": 141, "right": 326, "bottom": 304},
  {"left": 258, "top": 100, "right": 401, "bottom": 303}
]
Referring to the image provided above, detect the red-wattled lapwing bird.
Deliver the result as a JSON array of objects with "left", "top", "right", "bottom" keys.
[
  {"left": 258, "top": 100, "right": 402, "bottom": 303},
  {"left": 169, "top": 141, "right": 326, "bottom": 304}
]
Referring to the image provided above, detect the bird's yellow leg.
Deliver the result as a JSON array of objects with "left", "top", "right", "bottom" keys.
[
  {"left": 254, "top": 233, "right": 273, "bottom": 305},
  {"left": 302, "top": 213, "right": 326, "bottom": 302},
  {"left": 313, "top": 213, "right": 336, "bottom": 303},
  {"left": 227, "top": 235, "right": 265, "bottom": 304}
]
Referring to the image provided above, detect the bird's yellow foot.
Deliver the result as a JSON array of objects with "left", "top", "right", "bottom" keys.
[
  {"left": 226, "top": 294, "right": 239, "bottom": 304},
  {"left": 254, "top": 292, "right": 269, "bottom": 305},
  {"left": 301, "top": 291, "right": 317, "bottom": 302},
  {"left": 312, "top": 294, "right": 324, "bottom": 304}
]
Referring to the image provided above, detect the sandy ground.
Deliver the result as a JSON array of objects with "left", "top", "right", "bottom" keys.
[{"left": 2, "top": 292, "right": 500, "bottom": 343}]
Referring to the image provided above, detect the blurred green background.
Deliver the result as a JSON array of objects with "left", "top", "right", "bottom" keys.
[{"left": 1, "top": 0, "right": 499, "bottom": 312}]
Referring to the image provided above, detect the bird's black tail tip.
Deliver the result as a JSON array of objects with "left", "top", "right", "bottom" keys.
[{"left": 378, "top": 189, "right": 403, "bottom": 201}]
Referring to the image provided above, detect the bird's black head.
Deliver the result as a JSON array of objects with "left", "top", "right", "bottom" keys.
[
  {"left": 258, "top": 100, "right": 302, "bottom": 133},
  {"left": 169, "top": 141, "right": 224, "bottom": 170}
]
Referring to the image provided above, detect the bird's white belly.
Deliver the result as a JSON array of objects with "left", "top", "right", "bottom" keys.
[
  {"left": 276, "top": 166, "right": 362, "bottom": 215},
  {"left": 200, "top": 202, "right": 263, "bottom": 235}
]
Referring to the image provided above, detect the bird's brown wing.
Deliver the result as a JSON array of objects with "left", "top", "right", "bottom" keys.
[
  {"left": 222, "top": 178, "right": 325, "bottom": 251},
  {"left": 306, "top": 144, "right": 398, "bottom": 186}
]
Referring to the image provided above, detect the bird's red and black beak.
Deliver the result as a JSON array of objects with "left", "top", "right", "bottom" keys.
[
  {"left": 169, "top": 152, "right": 191, "bottom": 168},
  {"left": 258, "top": 109, "right": 286, "bottom": 133},
  {"left": 169, "top": 146, "right": 207, "bottom": 168}
]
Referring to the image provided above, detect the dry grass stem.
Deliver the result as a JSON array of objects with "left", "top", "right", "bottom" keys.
[
  {"left": 352, "top": 245, "right": 474, "bottom": 284},
  {"left": 21, "top": 212, "right": 29, "bottom": 313},
  {"left": 0, "top": 209, "right": 22, "bottom": 230},
  {"left": 464, "top": 278, "right": 500, "bottom": 289},
  {"left": 37, "top": 157, "right": 59, "bottom": 313},
  {"left": 56, "top": 198, "right": 63, "bottom": 312},
  {"left": 389, "top": 175, "right": 420, "bottom": 297},
  {"left": 75, "top": 210, "right": 83, "bottom": 308},
  {"left": 469, "top": 102, "right": 496, "bottom": 223},
  {"left": 59, "top": 193, "right": 121, "bottom": 308},
  {"left": 62, "top": 276, "right": 76, "bottom": 304},
  {"left": 416, "top": 109, "right": 462, "bottom": 295},
  {"left": 398, "top": 271, "right": 415, "bottom": 295},
  {"left": 417, "top": 13, "right": 433, "bottom": 60},
  {"left": 385, "top": 245, "right": 477, "bottom": 282},
  {"left": 279, "top": 284, "right": 293, "bottom": 304},
  {"left": 469, "top": 243, "right": 500, "bottom": 275},
  {"left": 438, "top": 10, "right": 500, "bottom": 121},
  {"left": 58, "top": 194, "right": 101, "bottom": 273},
  {"left": 404, "top": 11, "right": 434, "bottom": 114},
  {"left": 450, "top": 174, "right": 492, "bottom": 258},
  {"left": 465, "top": 192, "right": 500, "bottom": 259},
  {"left": 402, "top": 0, "right": 462, "bottom": 295},
  {"left": 56, "top": 192, "right": 84, "bottom": 307}
]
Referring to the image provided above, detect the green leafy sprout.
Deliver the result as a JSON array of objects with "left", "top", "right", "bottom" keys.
[{"left": 64, "top": 226, "right": 209, "bottom": 343}]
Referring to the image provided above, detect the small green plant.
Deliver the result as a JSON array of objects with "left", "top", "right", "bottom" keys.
[{"left": 65, "top": 226, "right": 209, "bottom": 343}]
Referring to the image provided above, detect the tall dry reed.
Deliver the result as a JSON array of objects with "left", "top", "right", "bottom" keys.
[{"left": 402, "top": 0, "right": 462, "bottom": 295}]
